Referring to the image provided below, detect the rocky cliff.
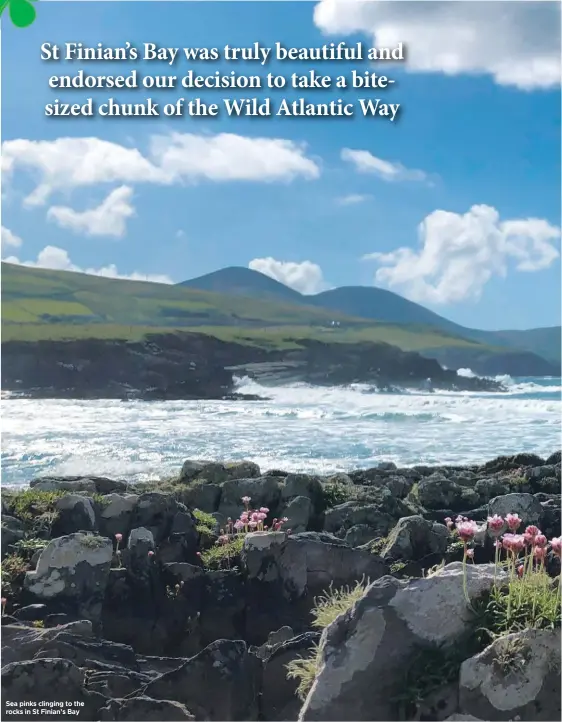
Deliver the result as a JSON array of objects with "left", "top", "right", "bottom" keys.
[{"left": 1, "top": 333, "right": 502, "bottom": 400}]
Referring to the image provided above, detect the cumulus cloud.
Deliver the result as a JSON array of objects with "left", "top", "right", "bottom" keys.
[
  {"left": 2, "top": 132, "right": 320, "bottom": 208},
  {"left": 150, "top": 132, "right": 320, "bottom": 184},
  {"left": 341, "top": 149, "right": 428, "bottom": 183},
  {"left": 47, "top": 186, "right": 135, "bottom": 238},
  {"left": 314, "top": 0, "right": 561, "bottom": 90},
  {"left": 249, "top": 257, "right": 328, "bottom": 294},
  {"left": 2, "top": 230, "right": 172, "bottom": 284},
  {"left": 1, "top": 226, "right": 22, "bottom": 252},
  {"left": 1, "top": 137, "right": 167, "bottom": 207},
  {"left": 363, "top": 205, "right": 560, "bottom": 304},
  {"left": 337, "top": 193, "right": 372, "bottom": 205}
]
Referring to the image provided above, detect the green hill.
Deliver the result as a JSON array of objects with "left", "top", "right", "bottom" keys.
[
  {"left": 0, "top": 262, "right": 489, "bottom": 352},
  {"left": 181, "top": 267, "right": 561, "bottom": 366},
  {"left": 2, "top": 262, "right": 558, "bottom": 375}
]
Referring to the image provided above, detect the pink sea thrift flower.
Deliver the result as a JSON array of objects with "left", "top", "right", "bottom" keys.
[
  {"left": 234, "top": 520, "right": 244, "bottom": 531},
  {"left": 550, "top": 537, "right": 562, "bottom": 557},
  {"left": 148, "top": 550, "right": 155, "bottom": 557},
  {"left": 444, "top": 517, "right": 453, "bottom": 530},
  {"left": 259, "top": 507, "right": 269, "bottom": 514},
  {"left": 534, "top": 533, "right": 547, "bottom": 547},
  {"left": 218, "top": 534, "right": 229, "bottom": 545},
  {"left": 115, "top": 533, "right": 123, "bottom": 543},
  {"left": 466, "top": 549, "right": 474, "bottom": 559},
  {"left": 241, "top": 496, "right": 251, "bottom": 506},
  {"left": 524, "top": 525, "right": 540, "bottom": 540},
  {"left": 517, "top": 565, "right": 524, "bottom": 578},
  {"left": 502, "top": 534, "right": 525, "bottom": 553},
  {"left": 456, "top": 520, "right": 478, "bottom": 542},
  {"left": 487, "top": 515, "right": 504, "bottom": 536},
  {"left": 505, "top": 513, "right": 522, "bottom": 531},
  {"left": 533, "top": 545, "right": 546, "bottom": 562},
  {"left": 249, "top": 521, "right": 258, "bottom": 529}
]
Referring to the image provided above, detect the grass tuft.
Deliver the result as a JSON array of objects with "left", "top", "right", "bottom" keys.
[
  {"left": 285, "top": 577, "right": 370, "bottom": 701},
  {"left": 200, "top": 534, "right": 244, "bottom": 570}
]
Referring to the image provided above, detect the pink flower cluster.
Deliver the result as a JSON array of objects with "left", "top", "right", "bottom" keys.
[
  {"left": 225, "top": 497, "right": 289, "bottom": 536},
  {"left": 446, "top": 512, "right": 561, "bottom": 564}
]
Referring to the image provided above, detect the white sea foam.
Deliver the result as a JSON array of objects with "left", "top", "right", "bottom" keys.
[{"left": 1, "top": 376, "right": 560, "bottom": 487}]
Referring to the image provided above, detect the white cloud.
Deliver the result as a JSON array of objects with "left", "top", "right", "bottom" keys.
[
  {"left": 249, "top": 257, "right": 327, "bottom": 294},
  {"left": 47, "top": 186, "right": 135, "bottom": 238},
  {"left": 2, "top": 235, "right": 172, "bottom": 284},
  {"left": 150, "top": 132, "right": 320, "bottom": 184},
  {"left": 363, "top": 205, "right": 560, "bottom": 304},
  {"left": 337, "top": 193, "right": 372, "bottom": 205},
  {"left": 2, "top": 132, "right": 320, "bottom": 208},
  {"left": 341, "top": 149, "right": 428, "bottom": 183},
  {"left": 1, "top": 137, "right": 167, "bottom": 207},
  {"left": 314, "top": 0, "right": 561, "bottom": 90},
  {"left": 1, "top": 226, "right": 23, "bottom": 252}
]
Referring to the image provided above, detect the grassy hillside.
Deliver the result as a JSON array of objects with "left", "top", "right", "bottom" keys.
[
  {"left": 1, "top": 263, "right": 488, "bottom": 353},
  {"left": 180, "top": 267, "right": 561, "bottom": 365}
]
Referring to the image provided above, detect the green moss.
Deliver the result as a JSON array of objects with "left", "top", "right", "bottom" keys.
[
  {"left": 390, "top": 561, "right": 407, "bottom": 574},
  {"left": 1, "top": 553, "right": 31, "bottom": 597},
  {"left": 12, "top": 538, "right": 49, "bottom": 558},
  {"left": 200, "top": 534, "right": 244, "bottom": 570},
  {"left": 322, "top": 483, "right": 350, "bottom": 509},
  {"left": 369, "top": 536, "right": 389, "bottom": 555},
  {"left": 193, "top": 509, "right": 217, "bottom": 538},
  {"left": 9, "top": 489, "right": 64, "bottom": 523}
]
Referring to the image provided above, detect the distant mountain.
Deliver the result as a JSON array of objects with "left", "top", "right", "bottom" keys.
[
  {"left": 179, "top": 267, "right": 561, "bottom": 367},
  {"left": 179, "top": 266, "right": 303, "bottom": 304}
]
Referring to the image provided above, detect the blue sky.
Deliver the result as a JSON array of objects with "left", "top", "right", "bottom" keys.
[{"left": 2, "top": 0, "right": 561, "bottom": 330}]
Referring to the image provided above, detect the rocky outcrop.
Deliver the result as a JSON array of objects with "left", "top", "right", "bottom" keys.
[
  {"left": 1, "top": 333, "right": 502, "bottom": 400},
  {"left": 298, "top": 564, "right": 506, "bottom": 721},
  {"left": 459, "top": 629, "right": 561, "bottom": 721},
  {"left": 1, "top": 452, "right": 560, "bottom": 721}
]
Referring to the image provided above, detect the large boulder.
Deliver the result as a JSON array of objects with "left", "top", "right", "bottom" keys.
[
  {"left": 130, "top": 493, "right": 179, "bottom": 544},
  {"left": 144, "top": 639, "right": 262, "bottom": 720},
  {"left": 383, "top": 515, "right": 449, "bottom": 561},
  {"left": 1, "top": 620, "right": 94, "bottom": 666},
  {"left": 299, "top": 563, "right": 505, "bottom": 721},
  {"left": 1, "top": 515, "right": 25, "bottom": 558},
  {"left": 30, "top": 476, "right": 127, "bottom": 495},
  {"left": 179, "top": 460, "right": 261, "bottom": 484},
  {"left": 23, "top": 533, "right": 113, "bottom": 625},
  {"left": 242, "top": 531, "right": 387, "bottom": 600},
  {"left": 98, "top": 494, "right": 139, "bottom": 540},
  {"left": 323, "top": 502, "right": 394, "bottom": 538},
  {"left": 459, "top": 628, "right": 561, "bottom": 721},
  {"left": 1, "top": 658, "right": 103, "bottom": 720},
  {"left": 417, "top": 474, "right": 478, "bottom": 510},
  {"left": 488, "top": 493, "right": 544, "bottom": 529},
  {"left": 53, "top": 494, "right": 97, "bottom": 536},
  {"left": 218, "top": 476, "right": 282, "bottom": 520}
]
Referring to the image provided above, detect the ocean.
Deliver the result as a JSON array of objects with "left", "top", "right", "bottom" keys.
[{"left": 1, "top": 375, "right": 560, "bottom": 487}]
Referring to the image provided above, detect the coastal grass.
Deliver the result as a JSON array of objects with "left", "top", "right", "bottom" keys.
[
  {"left": 286, "top": 578, "right": 371, "bottom": 701},
  {"left": 193, "top": 509, "right": 217, "bottom": 539},
  {"left": 200, "top": 534, "right": 245, "bottom": 569}
]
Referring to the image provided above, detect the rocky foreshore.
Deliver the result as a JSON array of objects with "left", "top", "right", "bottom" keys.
[
  {"left": 1, "top": 451, "right": 560, "bottom": 721},
  {"left": 1, "top": 333, "right": 503, "bottom": 401}
]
